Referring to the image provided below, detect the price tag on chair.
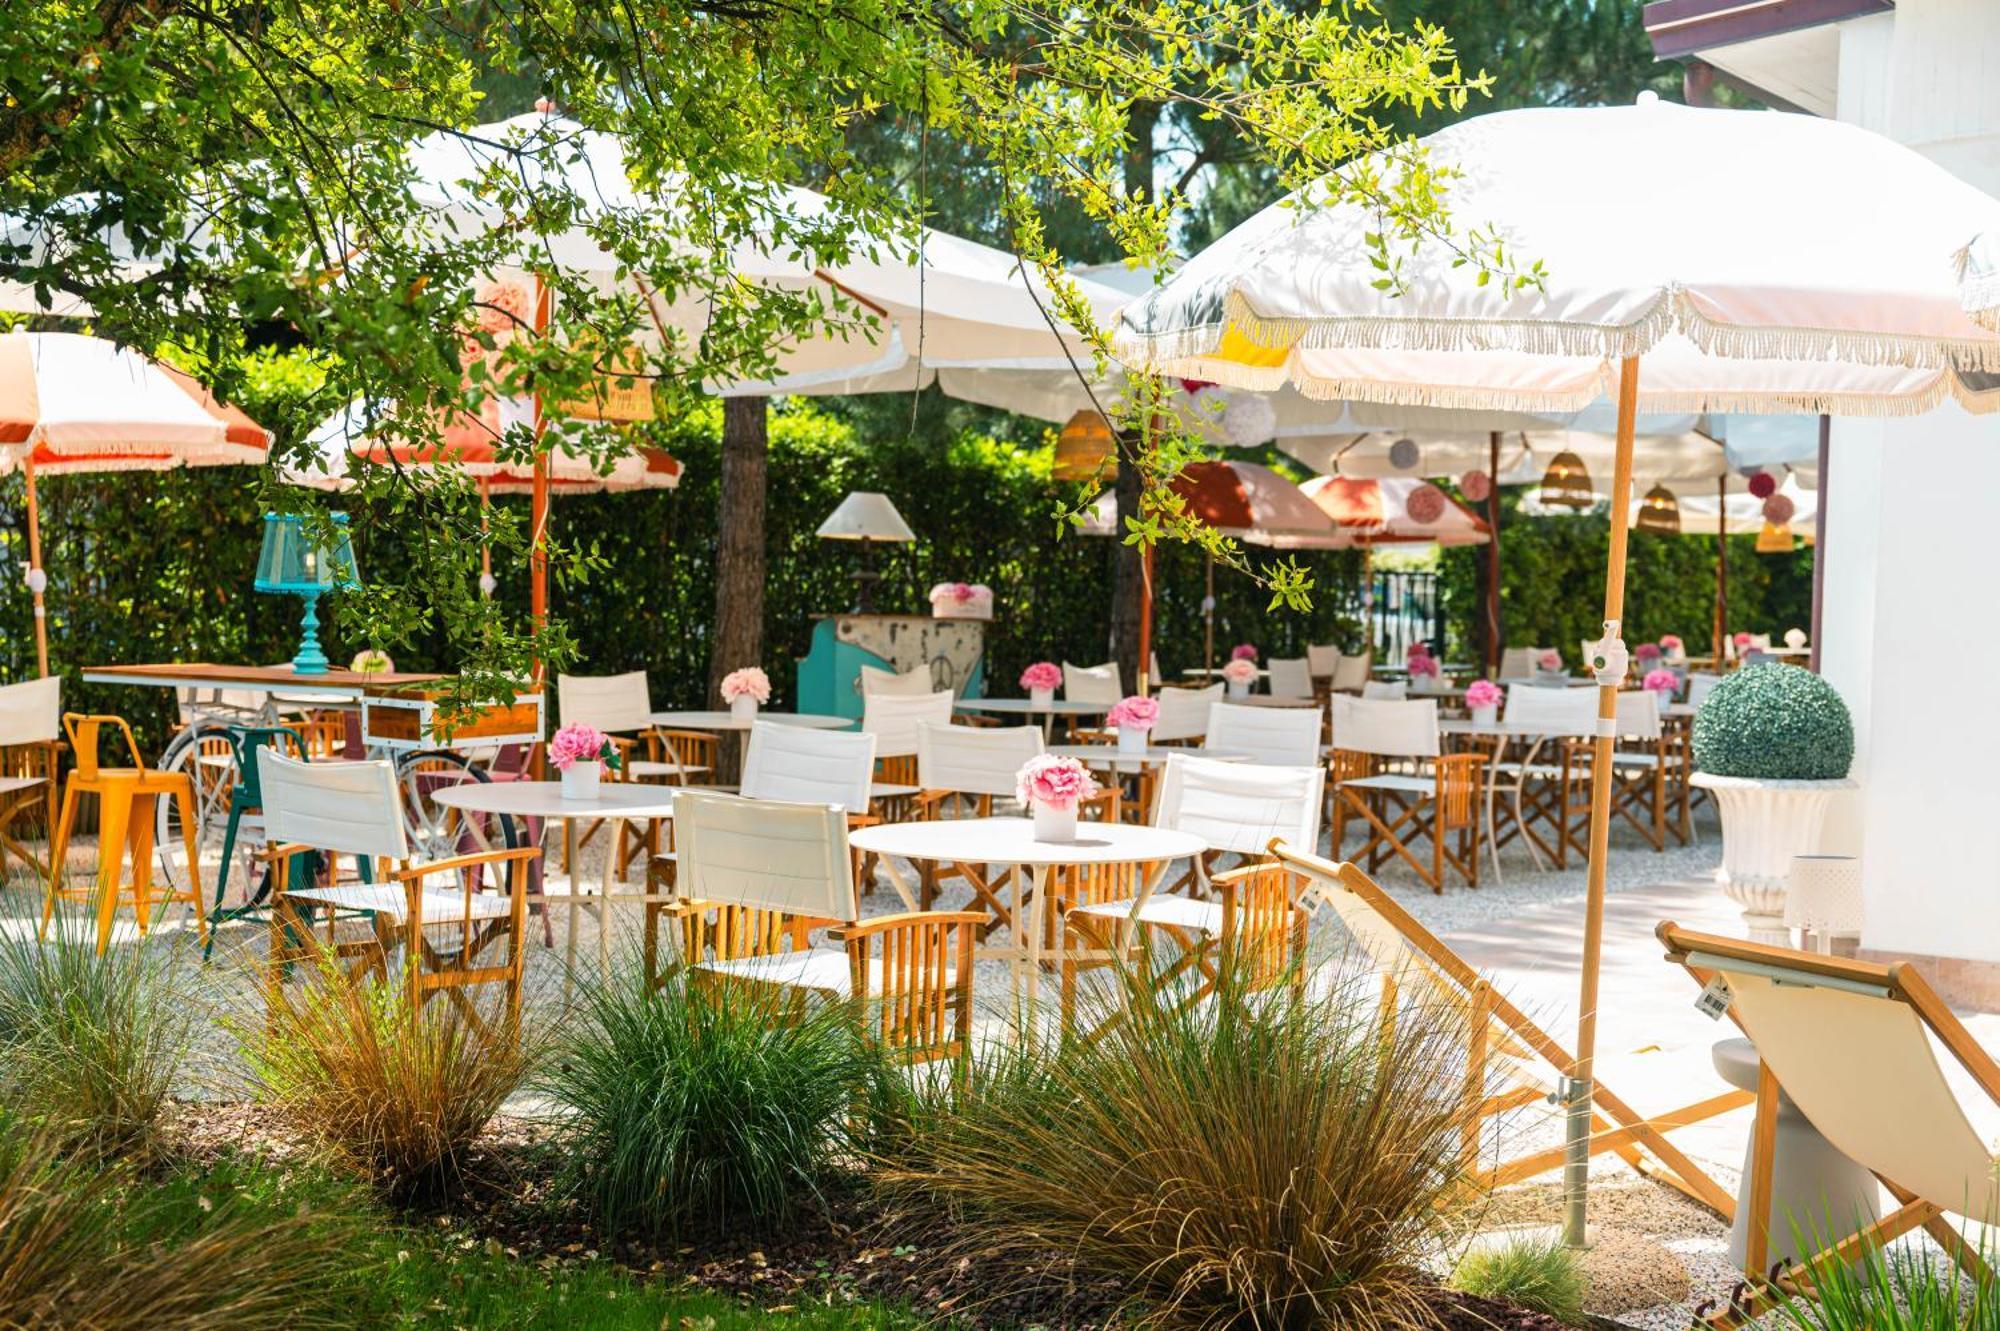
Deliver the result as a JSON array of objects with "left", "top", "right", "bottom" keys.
[{"left": 1695, "top": 974, "right": 1733, "bottom": 1021}]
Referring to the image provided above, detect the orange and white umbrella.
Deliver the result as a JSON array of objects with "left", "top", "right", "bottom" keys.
[
  {"left": 0, "top": 332, "right": 270, "bottom": 676},
  {"left": 1299, "top": 475, "right": 1490, "bottom": 548}
]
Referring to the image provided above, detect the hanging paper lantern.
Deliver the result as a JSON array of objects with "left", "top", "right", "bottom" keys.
[
  {"left": 1405, "top": 483, "right": 1447, "bottom": 525},
  {"left": 1459, "top": 469, "right": 1492, "bottom": 503},
  {"left": 1635, "top": 483, "right": 1682, "bottom": 534},
  {"left": 1538, "top": 450, "right": 1594, "bottom": 509},
  {"left": 1387, "top": 437, "right": 1421, "bottom": 471},
  {"left": 1755, "top": 522, "right": 1796, "bottom": 553},
  {"left": 1054, "top": 409, "right": 1117, "bottom": 482},
  {"left": 1762, "top": 493, "right": 1796, "bottom": 525},
  {"left": 1747, "top": 470, "right": 1777, "bottom": 500},
  {"left": 1220, "top": 391, "right": 1278, "bottom": 447}
]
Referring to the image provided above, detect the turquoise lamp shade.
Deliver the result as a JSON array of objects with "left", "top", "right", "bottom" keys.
[{"left": 254, "top": 513, "right": 359, "bottom": 674}]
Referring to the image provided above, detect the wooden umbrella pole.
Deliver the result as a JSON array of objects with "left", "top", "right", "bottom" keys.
[
  {"left": 529, "top": 274, "right": 552, "bottom": 687},
  {"left": 1485, "top": 430, "right": 1503, "bottom": 676},
  {"left": 1713, "top": 473, "right": 1729, "bottom": 663},
  {"left": 1811, "top": 414, "right": 1829, "bottom": 673},
  {"left": 1203, "top": 553, "right": 1214, "bottom": 677},
  {"left": 479, "top": 476, "right": 493, "bottom": 596},
  {"left": 1137, "top": 540, "right": 1155, "bottom": 697},
  {"left": 23, "top": 456, "right": 47, "bottom": 678},
  {"left": 1563, "top": 354, "right": 1640, "bottom": 1249}
]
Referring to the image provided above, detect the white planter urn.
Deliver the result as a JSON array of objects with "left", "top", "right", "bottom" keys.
[
  {"left": 1470, "top": 703, "right": 1498, "bottom": 726},
  {"left": 729, "top": 695, "right": 760, "bottom": 721},
  {"left": 1117, "top": 725, "right": 1149, "bottom": 756},
  {"left": 1029, "top": 686, "right": 1055, "bottom": 709},
  {"left": 1691, "top": 773, "right": 1858, "bottom": 944},
  {"left": 560, "top": 760, "right": 603, "bottom": 801},
  {"left": 1031, "top": 800, "right": 1079, "bottom": 842}
]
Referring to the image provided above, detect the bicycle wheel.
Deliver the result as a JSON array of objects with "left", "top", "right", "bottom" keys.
[{"left": 152, "top": 721, "right": 241, "bottom": 896}]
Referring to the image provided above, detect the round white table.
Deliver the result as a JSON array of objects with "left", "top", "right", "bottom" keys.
[
  {"left": 846, "top": 816, "right": 1205, "bottom": 1009},
  {"left": 432, "top": 781, "right": 682, "bottom": 993},
  {"left": 647, "top": 710, "right": 849, "bottom": 732},
  {"left": 1047, "top": 743, "right": 1248, "bottom": 772},
  {"left": 953, "top": 698, "right": 1106, "bottom": 716}
]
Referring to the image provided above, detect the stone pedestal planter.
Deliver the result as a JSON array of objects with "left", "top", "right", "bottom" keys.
[{"left": 1691, "top": 772, "right": 1857, "bottom": 944}]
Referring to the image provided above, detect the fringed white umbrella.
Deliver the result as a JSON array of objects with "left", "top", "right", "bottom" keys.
[
  {"left": 0, "top": 332, "right": 270, "bottom": 676},
  {"left": 1115, "top": 96, "right": 2000, "bottom": 1245}
]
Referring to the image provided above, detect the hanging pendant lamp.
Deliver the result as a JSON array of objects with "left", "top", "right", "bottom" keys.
[
  {"left": 1538, "top": 449, "right": 1594, "bottom": 509},
  {"left": 1755, "top": 522, "right": 1797, "bottom": 554},
  {"left": 1635, "top": 483, "right": 1681, "bottom": 534},
  {"left": 1054, "top": 410, "right": 1117, "bottom": 482}
]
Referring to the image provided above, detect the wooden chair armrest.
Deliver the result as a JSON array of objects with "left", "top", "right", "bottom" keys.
[
  {"left": 391, "top": 846, "right": 542, "bottom": 882},
  {"left": 825, "top": 910, "right": 986, "bottom": 945}
]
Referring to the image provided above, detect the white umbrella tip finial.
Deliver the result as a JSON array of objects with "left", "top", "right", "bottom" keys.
[{"left": 1635, "top": 90, "right": 1661, "bottom": 107}]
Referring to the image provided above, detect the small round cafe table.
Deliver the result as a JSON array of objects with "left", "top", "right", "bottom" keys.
[
  {"left": 432, "top": 780, "right": 682, "bottom": 994},
  {"left": 846, "top": 816, "right": 1205, "bottom": 1010}
]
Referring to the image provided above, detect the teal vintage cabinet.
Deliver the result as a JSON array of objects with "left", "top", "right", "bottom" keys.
[{"left": 796, "top": 615, "right": 986, "bottom": 721}]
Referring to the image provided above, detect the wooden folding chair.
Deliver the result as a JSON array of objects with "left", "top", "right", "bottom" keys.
[
  {"left": 1659, "top": 924, "right": 2000, "bottom": 1328},
  {"left": 1275, "top": 843, "right": 1748, "bottom": 1210},
  {"left": 1329, "top": 696, "right": 1486, "bottom": 892},
  {"left": 0, "top": 677, "right": 60, "bottom": 882}
]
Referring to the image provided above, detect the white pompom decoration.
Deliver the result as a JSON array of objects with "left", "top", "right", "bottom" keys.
[
  {"left": 1388, "top": 437, "right": 1421, "bottom": 471},
  {"left": 478, "top": 572, "right": 499, "bottom": 597},
  {"left": 1220, "top": 391, "right": 1277, "bottom": 447},
  {"left": 24, "top": 568, "right": 45, "bottom": 594}
]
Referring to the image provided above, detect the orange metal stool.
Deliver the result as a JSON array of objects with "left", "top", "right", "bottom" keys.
[{"left": 40, "top": 714, "right": 208, "bottom": 954}]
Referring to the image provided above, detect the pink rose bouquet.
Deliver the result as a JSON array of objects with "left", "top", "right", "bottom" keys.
[
  {"left": 1230, "top": 643, "right": 1258, "bottom": 662},
  {"left": 1634, "top": 642, "right": 1662, "bottom": 665},
  {"left": 1106, "top": 695, "right": 1160, "bottom": 731},
  {"left": 1221, "top": 658, "right": 1258, "bottom": 686},
  {"left": 1019, "top": 661, "right": 1062, "bottom": 692},
  {"left": 1732, "top": 631, "right": 1753, "bottom": 649},
  {"left": 1538, "top": 650, "right": 1563, "bottom": 672},
  {"left": 1015, "top": 754, "right": 1099, "bottom": 810},
  {"left": 1406, "top": 642, "right": 1430, "bottom": 663},
  {"left": 1464, "top": 679, "right": 1503, "bottom": 710},
  {"left": 1407, "top": 651, "right": 1441, "bottom": 680},
  {"left": 720, "top": 666, "right": 771, "bottom": 704},
  {"left": 928, "top": 582, "right": 993, "bottom": 619},
  {"left": 1659, "top": 634, "right": 1684, "bottom": 653},
  {"left": 550, "top": 722, "right": 619, "bottom": 771},
  {"left": 1642, "top": 668, "right": 1679, "bottom": 696}
]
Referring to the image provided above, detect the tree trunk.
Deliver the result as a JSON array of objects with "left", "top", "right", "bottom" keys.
[
  {"left": 708, "top": 396, "right": 768, "bottom": 706},
  {"left": 1110, "top": 451, "right": 1145, "bottom": 692}
]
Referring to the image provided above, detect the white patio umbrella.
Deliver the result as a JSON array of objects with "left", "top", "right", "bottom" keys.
[
  {"left": 0, "top": 332, "right": 271, "bottom": 676},
  {"left": 1114, "top": 96, "right": 2000, "bottom": 1244}
]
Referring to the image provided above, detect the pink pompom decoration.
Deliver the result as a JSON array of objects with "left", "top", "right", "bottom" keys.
[
  {"left": 1464, "top": 679, "right": 1503, "bottom": 709},
  {"left": 1406, "top": 483, "right": 1447, "bottom": 525},
  {"left": 549, "top": 722, "right": 612, "bottom": 771},
  {"left": 1019, "top": 661, "right": 1062, "bottom": 692},
  {"left": 1015, "top": 754, "right": 1099, "bottom": 810},
  {"left": 1460, "top": 470, "right": 1492, "bottom": 503},
  {"left": 1659, "top": 635, "right": 1683, "bottom": 652},
  {"left": 1106, "top": 695, "right": 1160, "bottom": 730},
  {"left": 1643, "top": 668, "right": 1679, "bottom": 695},
  {"left": 720, "top": 667, "right": 771, "bottom": 703},
  {"left": 1231, "top": 644, "right": 1258, "bottom": 662},
  {"left": 1733, "top": 632, "right": 1753, "bottom": 648},
  {"left": 1762, "top": 494, "right": 1796, "bottom": 525},
  {"left": 1538, "top": 650, "right": 1562, "bottom": 672},
  {"left": 1747, "top": 471, "right": 1777, "bottom": 500},
  {"left": 1222, "top": 659, "right": 1258, "bottom": 685}
]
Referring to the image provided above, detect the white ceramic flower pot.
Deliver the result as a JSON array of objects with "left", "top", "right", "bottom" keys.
[
  {"left": 1032, "top": 800, "right": 1078, "bottom": 842},
  {"left": 1029, "top": 686, "right": 1054, "bottom": 708},
  {"left": 1471, "top": 704, "right": 1498, "bottom": 726},
  {"left": 1117, "top": 725, "right": 1148, "bottom": 756},
  {"left": 730, "top": 695, "right": 759, "bottom": 721},
  {"left": 1691, "top": 773, "right": 1858, "bottom": 944},
  {"left": 560, "top": 760, "right": 602, "bottom": 801},
  {"left": 1226, "top": 682, "right": 1250, "bottom": 699}
]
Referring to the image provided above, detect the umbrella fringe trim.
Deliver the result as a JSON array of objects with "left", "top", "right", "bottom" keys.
[{"left": 1281, "top": 370, "right": 1957, "bottom": 418}]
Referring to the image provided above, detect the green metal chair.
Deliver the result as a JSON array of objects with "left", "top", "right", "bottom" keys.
[{"left": 206, "top": 725, "right": 316, "bottom": 958}]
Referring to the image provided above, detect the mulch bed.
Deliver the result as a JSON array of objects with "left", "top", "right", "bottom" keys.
[{"left": 162, "top": 1100, "right": 1576, "bottom": 1331}]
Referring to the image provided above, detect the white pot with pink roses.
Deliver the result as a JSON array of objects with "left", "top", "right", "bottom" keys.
[
  {"left": 1463, "top": 678, "right": 1502, "bottom": 726},
  {"left": 1221, "top": 655, "right": 1258, "bottom": 698},
  {"left": 551, "top": 722, "right": 621, "bottom": 801},
  {"left": 721, "top": 666, "right": 771, "bottom": 721},
  {"left": 1106, "top": 694, "right": 1159, "bottom": 756},
  {"left": 1020, "top": 661, "right": 1062, "bottom": 710},
  {"left": 1016, "top": 754, "right": 1099, "bottom": 843}
]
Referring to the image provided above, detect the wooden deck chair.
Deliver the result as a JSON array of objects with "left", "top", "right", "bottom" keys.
[
  {"left": 1272, "top": 843, "right": 1748, "bottom": 1211},
  {"left": 1152, "top": 750, "right": 1322, "bottom": 898},
  {"left": 1658, "top": 924, "right": 2000, "bottom": 1328},
  {"left": 1329, "top": 696, "right": 1486, "bottom": 892},
  {"left": 0, "top": 677, "right": 60, "bottom": 881}
]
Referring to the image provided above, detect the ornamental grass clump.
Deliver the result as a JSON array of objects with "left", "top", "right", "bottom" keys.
[
  {"left": 0, "top": 927, "right": 198, "bottom": 1161},
  {"left": 542, "top": 974, "right": 881, "bottom": 1240},
  {"left": 1452, "top": 1235, "right": 1589, "bottom": 1326},
  {"left": 1765, "top": 1220, "right": 1999, "bottom": 1331},
  {"left": 1693, "top": 664, "right": 1854, "bottom": 780},
  {"left": 241, "top": 962, "right": 536, "bottom": 1201},
  {"left": 877, "top": 954, "right": 1479, "bottom": 1331}
]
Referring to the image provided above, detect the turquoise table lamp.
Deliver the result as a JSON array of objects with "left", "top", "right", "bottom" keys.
[{"left": 254, "top": 513, "right": 359, "bottom": 675}]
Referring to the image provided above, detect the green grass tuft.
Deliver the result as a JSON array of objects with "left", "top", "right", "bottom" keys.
[{"left": 1452, "top": 1235, "right": 1589, "bottom": 1326}]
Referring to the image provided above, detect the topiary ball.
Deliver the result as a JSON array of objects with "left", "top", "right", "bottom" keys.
[{"left": 1692, "top": 664, "right": 1854, "bottom": 781}]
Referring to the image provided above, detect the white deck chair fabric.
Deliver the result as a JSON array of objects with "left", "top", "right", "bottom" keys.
[
  {"left": 741, "top": 722, "right": 878, "bottom": 813},
  {"left": 1502, "top": 682, "right": 1597, "bottom": 735},
  {"left": 1151, "top": 684, "right": 1222, "bottom": 743},
  {"left": 1062, "top": 661, "right": 1123, "bottom": 705},
  {"left": 1267, "top": 656, "right": 1314, "bottom": 699},
  {"left": 1330, "top": 650, "right": 1373, "bottom": 693},
  {"left": 557, "top": 670, "right": 655, "bottom": 733},
  {"left": 1154, "top": 754, "right": 1323, "bottom": 856},
  {"left": 1615, "top": 689, "right": 1662, "bottom": 740},
  {"left": 1497, "top": 647, "right": 1537, "bottom": 680},
  {"left": 1330, "top": 696, "right": 1440, "bottom": 760},
  {"left": 1204, "top": 701, "right": 1321, "bottom": 768},
  {"left": 673, "top": 790, "right": 855, "bottom": 922},
  {"left": 916, "top": 722, "right": 1042, "bottom": 799},
  {"left": 258, "top": 749, "right": 410, "bottom": 862},
  {"left": 859, "top": 663, "right": 936, "bottom": 697},
  {"left": 1686, "top": 673, "right": 1724, "bottom": 708},
  {"left": 862, "top": 690, "right": 954, "bottom": 759},
  {"left": 0, "top": 677, "right": 59, "bottom": 746},
  {"left": 1361, "top": 680, "right": 1407, "bottom": 700},
  {"left": 1307, "top": 644, "right": 1341, "bottom": 677}
]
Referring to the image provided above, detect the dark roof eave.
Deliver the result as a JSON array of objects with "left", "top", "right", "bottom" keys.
[{"left": 1644, "top": 0, "right": 1893, "bottom": 61}]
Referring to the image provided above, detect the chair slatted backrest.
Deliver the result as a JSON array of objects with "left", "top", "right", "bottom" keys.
[
  {"left": 916, "top": 722, "right": 1042, "bottom": 798},
  {"left": 258, "top": 748, "right": 410, "bottom": 862},
  {"left": 1155, "top": 754, "right": 1323, "bottom": 856},
  {"left": 1361, "top": 680, "right": 1408, "bottom": 700},
  {"left": 1062, "top": 661, "right": 1123, "bottom": 705},
  {"left": 1686, "top": 672, "right": 1725, "bottom": 709},
  {"left": 1330, "top": 650, "right": 1373, "bottom": 693},
  {"left": 1204, "top": 701, "right": 1321, "bottom": 768},
  {"left": 1267, "top": 657, "right": 1314, "bottom": 699},
  {"left": 1658, "top": 924, "right": 2000, "bottom": 1224},
  {"left": 557, "top": 670, "right": 654, "bottom": 734},
  {"left": 0, "top": 677, "right": 60, "bottom": 747},
  {"left": 859, "top": 663, "right": 936, "bottom": 697},
  {"left": 1502, "top": 682, "right": 1597, "bottom": 735},
  {"left": 1151, "top": 684, "right": 1222, "bottom": 743},
  {"left": 1615, "top": 688, "right": 1662, "bottom": 740},
  {"left": 862, "top": 690, "right": 955, "bottom": 760},
  {"left": 741, "top": 722, "right": 878, "bottom": 813},
  {"left": 674, "top": 790, "right": 856, "bottom": 924},
  {"left": 1330, "top": 696, "right": 1439, "bottom": 760},
  {"left": 1306, "top": 644, "right": 1342, "bottom": 677}
]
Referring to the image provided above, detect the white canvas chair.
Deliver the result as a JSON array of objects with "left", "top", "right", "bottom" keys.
[
  {"left": 558, "top": 670, "right": 706, "bottom": 882},
  {"left": 862, "top": 689, "right": 955, "bottom": 783},
  {"left": 1306, "top": 644, "right": 1342, "bottom": 678},
  {"left": 1361, "top": 679, "right": 1408, "bottom": 700},
  {"left": 1271, "top": 844, "right": 1746, "bottom": 1211},
  {"left": 672, "top": 791, "right": 980, "bottom": 1066},
  {"left": 1267, "top": 656, "right": 1314, "bottom": 699},
  {"left": 1488, "top": 683, "right": 1599, "bottom": 872},
  {"left": 0, "top": 677, "right": 60, "bottom": 879},
  {"left": 1062, "top": 661, "right": 1124, "bottom": 706},
  {"left": 1658, "top": 924, "right": 2000, "bottom": 1327},
  {"left": 1497, "top": 646, "right": 1540, "bottom": 681},
  {"left": 1328, "top": 696, "right": 1484, "bottom": 892},
  {"left": 259, "top": 749, "right": 537, "bottom": 1033},
  {"left": 859, "top": 663, "right": 937, "bottom": 697},
  {"left": 1204, "top": 701, "right": 1321, "bottom": 768},
  {"left": 1686, "top": 673, "right": 1725, "bottom": 708},
  {"left": 1589, "top": 689, "right": 1685, "bottom": 851},
  {"left": 1329, "top": 649, "right": 1373, "bottom": 694},
  {"left": 1150, "top": 684, "right": 1222, "bottom": 745}
]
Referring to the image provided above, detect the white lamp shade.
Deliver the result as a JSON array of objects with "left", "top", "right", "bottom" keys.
[
  {"left": 1785, "top": 854, "right": 1863, "bottom": 937},
  {"left": 816, "top": 491, "right": 915, "bottom": 542}
]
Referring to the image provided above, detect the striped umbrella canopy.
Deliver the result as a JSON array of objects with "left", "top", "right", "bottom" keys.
[
  {"left": 1299, "top": 475, "right": 1489, "bottom": 547},
  {"left": 0, "top": 332, "right": 269, "bottom": 677}
]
